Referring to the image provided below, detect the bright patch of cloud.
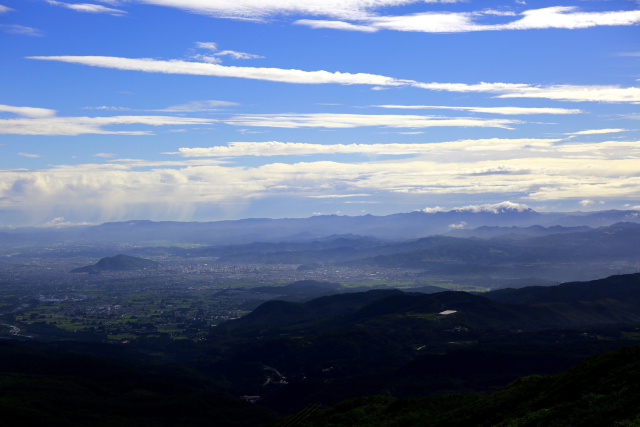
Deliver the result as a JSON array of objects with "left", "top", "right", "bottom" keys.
[
  {"left": 29, "top": 55, "right": 640, "bottom": 103},
  {"left": 295, "top": 19, "right": 379, "bottom": 32},
  {"left": 296, "top": 6, "right": 640, "bottom": 33},
  {"left": 222, "top": 113, "right": 518, "bottom": 129},
  {"left": 0, "top": 5, "right": 13, "bottom": 13},
  {"left": 18, "top": 153, "right": 41, "bottom": 158},
  {"left": 94, "top": 153, "right": 116, "bottom": 158},
  {"left": 46, "top": 0, "right": 126, "bottom": 15},
  {"left": 0, "top": 115, "right": 215, "bottom": 135},
  {"left": 0, "top": 105, "right": 57, "bottom": 118},
  {"left": 1, "top": 24, "right": 42, "bottom": 36},
  {"left": 123, "top": 0, "right": 460, "bottom": 21},
  {"left": 422, "top": 201, "right": 531, "bottom": 213},
  {"left": 569, "top": 128, "right": 627, "bottom": 135},
  {"left": 579, "top": 199, "right": 597, "bottom": 207},
  {"left": 2, "top": 153, "right": 640, "bottom": 225},
  {"left": 28, "top": 56, "right": 410, "bottom": 86},
  {"left": 373, "top": 105, "right": 582, "bottom": 115},
  {"left": 178, "top": 138, "right": 560, "bottom": 157},
  {"left": 159, "top": 100, "right": 240, "bottom": 112},
  {"left": 189, "top": 42, "right": 263, "bottom": 63},
  {"left": 415, "top": 82, "right": 640, "bottom": 103}
]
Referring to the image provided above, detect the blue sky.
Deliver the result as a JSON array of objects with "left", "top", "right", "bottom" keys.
[{"left": 1, "top": 0, "right": 639, "bottom": 227}]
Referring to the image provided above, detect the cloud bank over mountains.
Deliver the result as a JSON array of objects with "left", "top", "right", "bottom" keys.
[{"left": 2, "top": 0, "right": 639, "bottom": 226}]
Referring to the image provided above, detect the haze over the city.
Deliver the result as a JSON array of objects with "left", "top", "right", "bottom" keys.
[{"left": 1, "top": 0, "right": 639, "bottom": 227}]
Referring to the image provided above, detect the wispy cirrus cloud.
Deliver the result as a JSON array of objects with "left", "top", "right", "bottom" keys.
[
  {"left": 159, "top": 100, "right": 240, "bottom": 112},
  {"left": 177, "top": 138, "right": 640, "bottom": 162},
  {"left": 222, "top": 113, "right": 519, "bottom": 129},
  {"left": 117, "top": 0, "right": 461, "bottom": 21},
  {"left": 373, "top": 105, "right": 583, "bottom": 115},
  {"left": 18, "top": 152, "right": 41, "bottom": 158},
  {"left": 178, "top": 138, "right": 562, "bottom": 157},
  {"left": 28, "top": 55, "right": 410, "bottom": 86},
  {"left": 568, "top": 128, "right": 628, "bottom": 135},
  {"left": 1, "top": 24, "right": 42, "bottom": 36},
  {"left": 189, "top": 42, "right": 263, "bottom": 64},
  {"left": 296, "top": 6, "right": 640, "bottom": 33},
  {"left": 0, "top": 104, "right": 57, "bottom": 118},
  {"left": 0, "top": 114, "right": 215, "bottom": 135},
  {"left": 46, "top": 0, "right": 126, "bottom": 15},
  {"left": 28, "top": 55, "right": 640, "bottom": 103},
  {"left": 413, "top": 82, "right": 640, "bottom": 103},
  {"left": 0, "top": 5, "right": 13, "bottom": 13}
]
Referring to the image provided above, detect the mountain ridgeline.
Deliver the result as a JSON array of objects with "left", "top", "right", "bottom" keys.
[
  {"left": 2, "top": 206, "right": 639, "bottom": 246},
  {"left": 196, "top": 273, "right": 640, "bottom": 415}
]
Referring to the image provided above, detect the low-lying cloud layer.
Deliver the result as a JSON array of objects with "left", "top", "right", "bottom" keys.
[{"left": 2, "top": 135, "right": 639, "bottom": 225}]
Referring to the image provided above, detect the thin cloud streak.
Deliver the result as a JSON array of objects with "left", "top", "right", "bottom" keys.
[
  {"left": 0, "top": 105, "right": 57, "bottom": 118},
  {"left": 28, "top": 56, "right": 410, "bottom": 86},
  {"left": 28, "top": 56, "right": 640, "bottom": 103},
  {"left": 0, "top": 115, "right": 215, "bottom": 135},
  {"left": 179, "top": 139, "right": 561, "bottom": 157},
  {"left": 297, "top": 6, "right": 640, "bottom": 33},
  {"left": 373, "top": 105, "right": 583, "bottom": 115},
  {"left": 121, "top": 0, "right": 460, "bottom": 21},
  {"left": 222, "top": 113, "right": 519, "bottom": 129},
  {"left": 46, "top": 0, "right": 127, "bottom": 15}
]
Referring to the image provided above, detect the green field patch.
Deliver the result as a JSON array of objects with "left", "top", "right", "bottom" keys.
[{"left": 107, "top": 333, "right": 137, "bottom": 340}]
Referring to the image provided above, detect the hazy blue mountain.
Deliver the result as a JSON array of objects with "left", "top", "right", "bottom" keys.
[
  {"left": 1, "top": 207, "right": 639, "bottom": 247},
  {"left": 447, "top": 224, "right": 592, "bottom": 239}
]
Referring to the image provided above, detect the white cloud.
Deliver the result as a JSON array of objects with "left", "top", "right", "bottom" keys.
[
  {"left": 1, "top": 24, "right": 42, "bottom": 36},
  {"left": 569, "top": 128, "right": 627, "bottom": 135},
  {"left": 46, "top": 0, "right": 126, "bottom": 15},
  {"left": 215, "top": 50, "right": 264, "bottom": 60},
  {"left": 0, "top": 5, "right": 13, "bottom": 13},
  {"left": 0, "top": 105, "right": 57, "bottom": 118},
  {"left": 28, "top": 56, "right": 411, "bottom": 86},
  {"left": 83, "top": 106, "right": 132, "bottom": 111},
  {"left": 373, "top": 105, "right": 582, "bottom": 115},
  {"left": 494, "top": 85, "right": 640, "bottom": 103},
  {"left": 498, "top": 6, "right": 640, "bottom": 31},
  {"left": 195, "top": 42, "right": 218, "bottom": 51},
  {"left": 28, "top": 55, "right": 640, "bottom": 103},
  {"left": 295, "top": 19, "right": 379, "bottom": 32},
  {"left": 159, "top": 100, "right": 239, "bottom": 112},
  {"left": 415, "top": 82, "right": 640, "bottom": 103},
  {"left": 448, "top": 221, "right": 467, "bottom": 229},
  {"left": 189, "top": 42, "right": 263, "bottom": 62},
  {"left": 422, "top": 201, "right": 531, "bottom": 213},
  {"left": 0, "top": 115, "right": 215, "bottom": 135},
  {"left": 579, "top": 199, "right": 596, "bottom": 207},
  {"left": 222, "top": 113, "right": 518, "bottom": 129},
  {"left": 309, "top": 193, "right": 370, "bottom": 198},
  {"left": 94, "top": 153, "right": 117, "bottom": 158},
  {"left": 178, "top": 138, "right": 561, "bottom": 157},
  {"left": 18, "top": 153, "right": 41, "bottom": 158},
  {"left": 296, "top": 6, "right": 640, "bottom": 33},
  {"left": 121, "top": 0, "right": 460, "bottom": 21},
  {"left": 2, "top": 152, "right": 640, "bottom": 225}
]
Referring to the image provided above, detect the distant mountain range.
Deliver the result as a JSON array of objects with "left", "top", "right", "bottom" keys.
[{"left": 2, "top": 206, "right": 639, "bottom": 246}]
